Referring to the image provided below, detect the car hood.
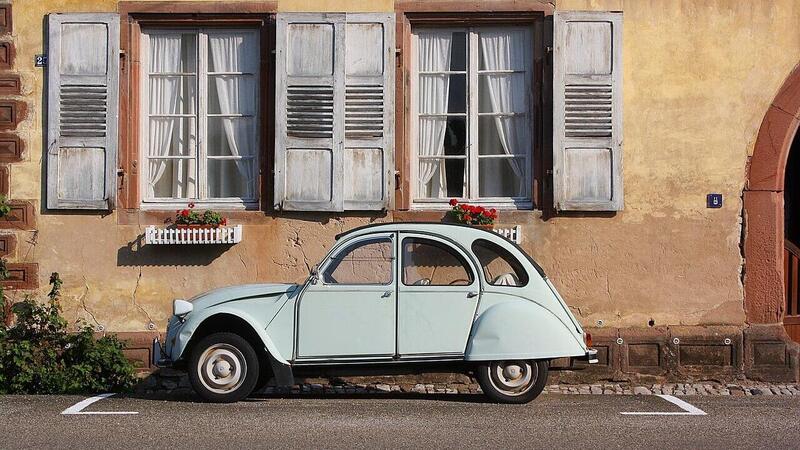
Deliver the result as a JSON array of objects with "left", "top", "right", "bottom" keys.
[{"left": 187, "top": 283, "right": 299, "bottom": 310}]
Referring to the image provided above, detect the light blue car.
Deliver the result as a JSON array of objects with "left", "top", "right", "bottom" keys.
[{"left": 153, "top": 223, "right": 597, "bottom": 403}]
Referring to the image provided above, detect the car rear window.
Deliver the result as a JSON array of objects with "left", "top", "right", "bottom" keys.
[{"left": 471, "top": 239, "right": 529, "bottom": 287}]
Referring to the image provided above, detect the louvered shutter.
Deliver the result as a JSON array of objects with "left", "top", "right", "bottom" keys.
[
  {"left": 47, "top": 13, "right": 119, "bottom": 210},
  {"left": 275, "top": 13, "right": 343, "bottom": 211},
  {"left": 275, "top": 13, "right": 394, "bottom": 212},
  {"left": 553, "top": 12, "right": 623, "bottom": 211},
  {"left": 342, "top": 13, "right": 394, "bottom": 210}
]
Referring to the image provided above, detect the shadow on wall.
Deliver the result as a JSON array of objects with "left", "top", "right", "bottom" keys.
[{"left": 117, "top": 234, "right": 233, "bottom": 267}]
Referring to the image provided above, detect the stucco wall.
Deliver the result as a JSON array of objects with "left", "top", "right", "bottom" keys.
[{"left": 8, "top": 0, "right": 800, "bottom": 332}]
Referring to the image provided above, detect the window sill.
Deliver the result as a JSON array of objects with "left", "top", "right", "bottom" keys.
[
  {"left": 409, "top": 200, "right": 534, "bottom": 211},
  {"left": 139, "top": 201, "right": 259, "bottom": 212}
]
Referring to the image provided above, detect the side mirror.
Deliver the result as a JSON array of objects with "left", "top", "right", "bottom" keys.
[{"left": 310, "top": 264, "right": 320, "bottom": 285}]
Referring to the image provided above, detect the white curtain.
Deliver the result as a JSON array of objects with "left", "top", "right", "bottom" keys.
[
  {"left": 209, "top": 33, "right": 255, "bottom": 199},
  {"left": 147, "top": 35, "right": 183, "bottom": 198},
  {"left": 480, "top": 31, "right": 528, "bottom": 197},
  {"left": 418, "top": 32, "right": 452, "bottom": 198}
]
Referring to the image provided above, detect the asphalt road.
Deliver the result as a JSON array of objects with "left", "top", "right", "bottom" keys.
[{"left": 0, "top": 392, "right": 798, "bottom": 449}]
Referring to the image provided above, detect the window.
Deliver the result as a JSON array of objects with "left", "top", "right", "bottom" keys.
[
  {"left": 323, "top": 237, "right": 394, "bottom": 285},
  {"left": 411, "top": 27, "right": 533, "bottom": 208},
  {"left": 402, "top": 238, "right": 473, "bottom": 286},
  {"left": 472, "top": 239, "right": 528, "bottom": 287},
  {"left": 141, "top": 29, "right": 260, "bottom": 206}
]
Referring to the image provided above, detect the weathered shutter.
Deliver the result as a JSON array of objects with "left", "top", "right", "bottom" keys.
[
  {"left": 275, "top": 13, "right": 344, "bottom": 211},
  {"left": 553, "top": 11, "right": 623, "bottom": 211},
  {"left": 47, "top": 13, "right": 119, "bottom": 210},
  {"left": 275, "top": 13, "right": 395, "bottom": 211},
  {"left": 342, "top": 13, "right": 394, "bottom": 210}
]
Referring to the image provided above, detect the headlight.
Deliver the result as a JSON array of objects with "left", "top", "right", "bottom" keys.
[{"left": 173, "top": 299, "right": 193, "bottom": 318}]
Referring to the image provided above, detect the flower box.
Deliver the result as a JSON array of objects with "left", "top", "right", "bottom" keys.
[
  {"left": 144, "top": 224, "right": 242, "bottom": 245},
  {"left": 492, "top": 225, "right": 522, "bottom": 244}
]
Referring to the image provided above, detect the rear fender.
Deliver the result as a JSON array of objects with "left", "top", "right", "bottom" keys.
[{"left": 465, "top": 300, "right": 586, "bottom": 361}]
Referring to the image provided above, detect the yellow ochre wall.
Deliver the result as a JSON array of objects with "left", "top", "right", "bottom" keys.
[{"left": 7, "top": 0, "right": 800, "bottom": 333}]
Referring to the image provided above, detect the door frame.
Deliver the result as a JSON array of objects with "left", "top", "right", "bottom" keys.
[
  {"left": 292, "top": 231, "right": 398, "bottom": 362},
  {"left": 396, "top": 231, "right": 484, "bottom": 358},
  {"left": 746, "top": 63, "right": 800, "bottom": 327}
]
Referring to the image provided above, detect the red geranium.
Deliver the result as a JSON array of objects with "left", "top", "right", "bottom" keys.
[{"left": 449, "top": 201, "right": 496, "bottom": 226}]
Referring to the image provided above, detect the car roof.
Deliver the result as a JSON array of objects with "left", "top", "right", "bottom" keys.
[{"left": 335, "top": 222, "right": 546, "bottom": 277}]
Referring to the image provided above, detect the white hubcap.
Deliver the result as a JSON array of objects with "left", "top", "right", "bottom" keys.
[
  {"left": 489, "top": 361, "right": 537, "bottom": 396},
  {"left": 197, "top": 344, "right": 247, "bottom": 394}
]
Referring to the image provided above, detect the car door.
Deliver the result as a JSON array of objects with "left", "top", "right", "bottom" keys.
[
  {"left": 296, "top": 233, "right": 397, "bottom": 360},
  {"left": 397, "top": 233, "right": 481, "bottom": 357}
]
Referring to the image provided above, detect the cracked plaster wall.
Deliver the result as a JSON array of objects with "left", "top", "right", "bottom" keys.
[{"left": 10, "top": 0, "right": 800, "bottom": 331}]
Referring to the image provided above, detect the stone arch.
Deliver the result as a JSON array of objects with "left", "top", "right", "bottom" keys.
[{"left": 744, "top": 63, "right": 800, "bottom": 323}]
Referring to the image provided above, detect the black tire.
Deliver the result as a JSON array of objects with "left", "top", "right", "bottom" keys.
[
  {"left": 188, "top": 332, "right": 260, "bottom": 403},
  {"left": 475, "top": 360, "right": 548, "bottom": 404}
]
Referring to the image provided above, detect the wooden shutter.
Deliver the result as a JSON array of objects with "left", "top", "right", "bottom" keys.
[
  {"left": 47, "top": 13, "right": 119, "bottom": 210},
  {"left": 342, "top": 13, "right": 394, "bottom": 210},
  {"left": 553, "top": 12, "right": 623, "bottom": 211},
  {"left": 275, "top": 13, "right": 394, "bottom": 211}
]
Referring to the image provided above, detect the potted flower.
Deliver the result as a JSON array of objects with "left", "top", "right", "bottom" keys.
[
  {"left": 449, "top": 199, "right": 497, "bottom": 230},
  {"left": 174, "top": 203, "right": 228, "bottom": 229}
]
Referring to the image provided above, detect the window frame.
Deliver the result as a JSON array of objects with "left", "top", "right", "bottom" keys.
[
  {"left": 410, "top": 25, "right": 535, "bottom": 209},
  {"left": 394, "top": 11, "right": 546, "bottom": 212},
  {"left": 118, "top": 8, "right": 276, "bottom": 213},
  {"left": 139, "top": 27, "right": 262, "bottom": 209},
  {"left": 401, "top": 236, "right": 475, "bottom": 287},
  {"left": 321, "top": 235, "right": 396, "bottom": 286}
]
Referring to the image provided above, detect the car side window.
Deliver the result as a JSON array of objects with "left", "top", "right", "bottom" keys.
[
  {"left": 323, "top": 237, "right": 393, "bottom": 285},
  {"left": 402, "top": 238, "right": 474, "bottom": 286},
  {"left": 472, "top": 239, "right": 529, "bottom": 287}
]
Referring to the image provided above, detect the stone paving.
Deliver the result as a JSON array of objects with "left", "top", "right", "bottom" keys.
[
  {"left": 254, "top": 382, "right": 800, "bottom": 397},
  {"left": 142, "top": 369, "right": 800, "bottom": 397},
  {"left": 543, "top": 383, "right": 800, "bottom": 396}
]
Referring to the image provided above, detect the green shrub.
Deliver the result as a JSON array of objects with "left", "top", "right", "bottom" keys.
[{"left": 0, "top": 271, "right": 137, "bottom": 394}]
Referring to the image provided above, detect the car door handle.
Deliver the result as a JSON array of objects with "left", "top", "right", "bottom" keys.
[
  {"left": 381, "top": 291, "right": 393, "bottom": 298},
  {"left": 467, "top": 291, "right": 479, "bottom": 298}
]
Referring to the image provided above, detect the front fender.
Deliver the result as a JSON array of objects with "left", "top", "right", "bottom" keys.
[
  {"left": 171, "top": 306, "right": 290, "bottom": 366},
  {"left": 465, "top": 300, "right": 586, "bottom": 361}
]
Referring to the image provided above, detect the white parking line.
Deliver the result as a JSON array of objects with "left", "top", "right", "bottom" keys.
[
  {"left": 61, "top": 393, "right": 138, "bottom": 415},
  {"left": 621, "top": 394, "right": 707, "bottom": 416}
]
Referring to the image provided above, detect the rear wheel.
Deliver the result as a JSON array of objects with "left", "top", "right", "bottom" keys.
[
  {"left": 476, "top": 359, "right": 548, "bottom": 404},
  {"left": 189, "top": 332, "right": 259, "bottom": 403}
]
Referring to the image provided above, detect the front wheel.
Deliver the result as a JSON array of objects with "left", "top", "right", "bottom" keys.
[
  {"left": 188, "top": 332, "right": 260, "bottom": 403},
  {"left": 475, "top": 360, "right": 548, "bottom": 404}
]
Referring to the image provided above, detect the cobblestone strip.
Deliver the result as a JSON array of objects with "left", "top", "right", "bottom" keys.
[
  {"left": 141, "top": 371, "right": 800, "bottom": 397},
  {"left": 544, "top": 383, "right": 800, "bottom": 396}
]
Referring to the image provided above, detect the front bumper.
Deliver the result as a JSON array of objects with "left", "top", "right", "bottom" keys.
[{"left": 151, "top": 337, "right": 173, "bottom": 368}]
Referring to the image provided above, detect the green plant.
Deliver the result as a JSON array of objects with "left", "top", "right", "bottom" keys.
[
  {"left": 449, "top": 199, "right": 497, "bottom": 225},
  {"left": 0, "top": 195, "right": 11, "bottom": 218},
  {"left": 0, "top": 271, "right": 137, "bottom": 394},
  {"left": 175, "top": 202, "right": 228, "bottom": 226}
]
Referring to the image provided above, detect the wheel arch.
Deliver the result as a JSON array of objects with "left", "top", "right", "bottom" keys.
[{"left": 179, "top": 311, "right": 290, "bottom": 366}]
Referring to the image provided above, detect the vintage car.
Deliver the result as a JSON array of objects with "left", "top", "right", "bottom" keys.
[{"left": 153, "top": 223, "right": 597, "bottom": 403}]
